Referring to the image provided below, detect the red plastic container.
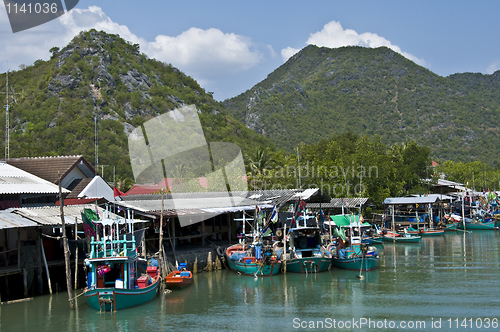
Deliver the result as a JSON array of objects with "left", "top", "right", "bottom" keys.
[
  {"left": 136, "top": 276, "right": 149, "bottom": 289},
  {"left": 147, "top": 266, "right": 158, "bottom": 278}
]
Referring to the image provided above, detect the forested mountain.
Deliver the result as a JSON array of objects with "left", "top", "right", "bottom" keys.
[
  {"left": 0, "top": 30, "right": 273, "bottom": 189},
  {"left": 223, "top": 45, "right": 500, "bottom": 165}
]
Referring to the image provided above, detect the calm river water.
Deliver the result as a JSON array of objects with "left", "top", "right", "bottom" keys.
[{"left": 1, "top": 231, "right": 499, "bottom": 331}]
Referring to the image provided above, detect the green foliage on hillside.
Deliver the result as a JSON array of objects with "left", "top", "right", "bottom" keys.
[
  {"left": 246, "top": 133, "right": 433, "bottom": 206},
  {"left": 224, "top": 45, "right": 500, "bottom": 165},
  {"left": 0, "top": 30, "right": 273, "bottom": 190}
]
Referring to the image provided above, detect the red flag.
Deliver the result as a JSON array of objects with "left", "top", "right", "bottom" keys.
[{"left": 114, "top": 187, "right": 127, "bottom": 197}]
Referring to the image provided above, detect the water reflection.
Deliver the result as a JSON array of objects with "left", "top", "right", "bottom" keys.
[{"left": 1, "top": 231, "right": 499, "bottom": 331}]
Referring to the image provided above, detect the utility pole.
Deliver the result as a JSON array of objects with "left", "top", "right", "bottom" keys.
[
  {"left": 1, "top": 67, "right": 23, "bottom": 159},
  {"left": 296, "top": 146, "right": 301, "bottom": 188}
]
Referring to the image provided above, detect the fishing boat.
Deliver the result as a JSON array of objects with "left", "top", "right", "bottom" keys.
[
  {"left": 443, "top": 214, "right": 461, "bottom": 231},
  {"left": 226, "top": 210, "right": 282, "bottom": 276},
  {"left": 281, "top": 212, "right": 332, "bottom": 273},
  {"left": 328, "top": 214, "right": 379, "bottom": 271},
  {"left": 457, "top": 219, "right": 496, "bottom": 230},
  {"left": 382, "top": 230, "right": 421, "bottom": 243},
  {"left": 398, "top": 226, "right": 444, "bottom": 236},
  {"left": 225, "top": 240, "right": 282, "bottom": 276},
  {"left": 83, "top": 213, "right": 160, "bottom": 311},
  {"left": 165, "top": 263, "right": 193, "bottom": 289}
]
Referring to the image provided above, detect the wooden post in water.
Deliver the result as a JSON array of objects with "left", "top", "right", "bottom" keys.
[
  {"left": 36, "top": 233, "right": 43, "bottom": 294},
  {"left": 59, "top": 172, "right": 75, "bottom": 310},
  {"left": 74, "top": 217, "right": 78, "bottom": 290},
  {"left": 159, "top": 190, "right": 164, "bottom": 278},
  {"left": 40, "top": 239, "right": 52, "bottom": 294}
]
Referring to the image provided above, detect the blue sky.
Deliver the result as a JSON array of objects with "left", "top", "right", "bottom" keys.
[{"left": 1, "top": 1, "right": 500, "bottom": 100}]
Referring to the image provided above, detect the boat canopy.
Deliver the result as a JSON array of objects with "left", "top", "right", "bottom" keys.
[{"left": 326, "top": 214, "right": 371, "bottom": 228}]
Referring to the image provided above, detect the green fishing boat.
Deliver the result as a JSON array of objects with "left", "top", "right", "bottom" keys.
[
  {"left": 328, "top": 214, "right": 379, "bottom": 271},
  {"left": 225, "top": 242, "right": 282, "bottom": 276},
  {"left": 83, "top": 211, "right": 160, "bottom": 311},
  {"left": 283, "top": 223, "right": 331, "bottom": 273},
  {"left": 457, "top": 220, "right": 496, "bottom": 230}
]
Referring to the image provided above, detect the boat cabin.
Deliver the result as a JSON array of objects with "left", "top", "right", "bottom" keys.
[
  {"left": 288, "top": 226, "right": 322, "bottom": 258},
  {"left": 86, "top": 218, "right": 145, "bottom": 291}
]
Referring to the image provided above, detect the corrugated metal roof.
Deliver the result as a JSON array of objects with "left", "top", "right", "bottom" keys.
[
  {"left": 384, "top": 196, "right": 441, "bottom": 205},
  {"left": 117, "top": 197, "right": 262, "bottom": 213},
  {"left": 0, "top": 209, "right": 38, "bottom": 229},
  {"left": 0, "top": 162, "right": 69, "bottom": 195},
  {"left": 308, "top": 197, "right": 369, "bottom": 209},
  {"left": 121, "top": 189, "right": 317, "bottom": 208},
  {"left": 12, "top": 204, "right": 120, "bottom": 226}
]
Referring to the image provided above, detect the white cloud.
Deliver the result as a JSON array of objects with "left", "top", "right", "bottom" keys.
[
  {"left": 144, "top": 27, "right": 262, "bottom": 79},
  {"left": 281, "top": 21, "right": 426, "bottom": 67},
  {"left": 281, "top": 47, "right": 301, "bottom": 62},
  {"left": 487, "top": 59, "right": 500, "bottom": 74},
  {"left": 0, "top": 6, "right": 263, "bottom": 92}
]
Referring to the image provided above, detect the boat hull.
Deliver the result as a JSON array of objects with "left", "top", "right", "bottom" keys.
[
  {"left": 444, "top": 222, "right": 459, "bottom": 231},
  {"left": 84, "top": 276, "right": 160, "bottom": 311},
  {"left": 362, "top": 237, "right": 384, "bottom": 245},
  {"left": 420, "top": 229, "right": 445, "bottom": 236},
  {"left": 283, "top": 256, "right": 331, "bottom": 273},
  {"left": 382, "top": 235, "right": 421, "bottom": 243},
  {"left": 165, "top": 271, "right": 193, "bottom": 289},
  {"left": 457, "top": 221, "right": 495, "bottom": 230},
  {"left": 226, "top": 255, "right": 281, "bottom": 276},
  {"left": 331, "top": 256, "right": 379, "bottom": 271}
]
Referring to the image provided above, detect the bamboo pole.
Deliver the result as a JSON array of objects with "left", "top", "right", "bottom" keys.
[{"left": 59, "top": 172, "right": 75, "bottom": 310}]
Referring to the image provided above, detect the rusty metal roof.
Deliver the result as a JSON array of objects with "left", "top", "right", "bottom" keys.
[{"left": 0, "top": 209, "right": 38, "bottom": 229}]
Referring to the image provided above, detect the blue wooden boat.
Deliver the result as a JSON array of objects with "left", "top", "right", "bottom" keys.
[
  {"left": 225, "top": 243, "right": 282, "bottom": 276},
  {"left": 83, "top": 216, "right": 160, "bottom": 311}
]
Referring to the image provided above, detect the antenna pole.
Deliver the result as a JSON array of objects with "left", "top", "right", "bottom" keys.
[
  {"left": 2, "top": 65, "right": 24, "bottom": 159},
  {"left": 4, "top": 69, "right": 8, "bottom": 159}
]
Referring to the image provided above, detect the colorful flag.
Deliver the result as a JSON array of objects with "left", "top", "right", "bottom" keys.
[
  {"left": 270, "top": 205, "right": 278, "bottom": 223},
  {"left": 82, "top": 208, "right": 99, "bottom": 237},
  {"left": 114, "top": 187, "right": 127, "bottom": 198},
  {"left": 262, "top": 225, "right": 272, "bottom": 236}
]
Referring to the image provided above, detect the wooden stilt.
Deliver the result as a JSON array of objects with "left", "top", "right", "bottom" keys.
[
  {"left": 58, "top": 172, "right": 75, "bottom": 310},
  {"left": 40, "top": 239, "right": 52, "bottom": 294},
  {"left": 36, "top": 235, "right": 43, "bottom": 294},
  {"left": 142, "top": 232, "right": 146, "bottom": 259},
  {"left": 159, "top": 191, "right": 164, "bottom": 278},
  {"left": 23, "top": 268, "right": 28, "bottom": 297},
  {"left": 74, "top": 217, "right": 78, "bottom": 290},
  {"left": 206, "top": 252, "right": 213, "bottom": 272}
]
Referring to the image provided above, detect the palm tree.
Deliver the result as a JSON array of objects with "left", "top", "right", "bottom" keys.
[{"left": 247, "top": 146, "right": 275, "bottom": 176}]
